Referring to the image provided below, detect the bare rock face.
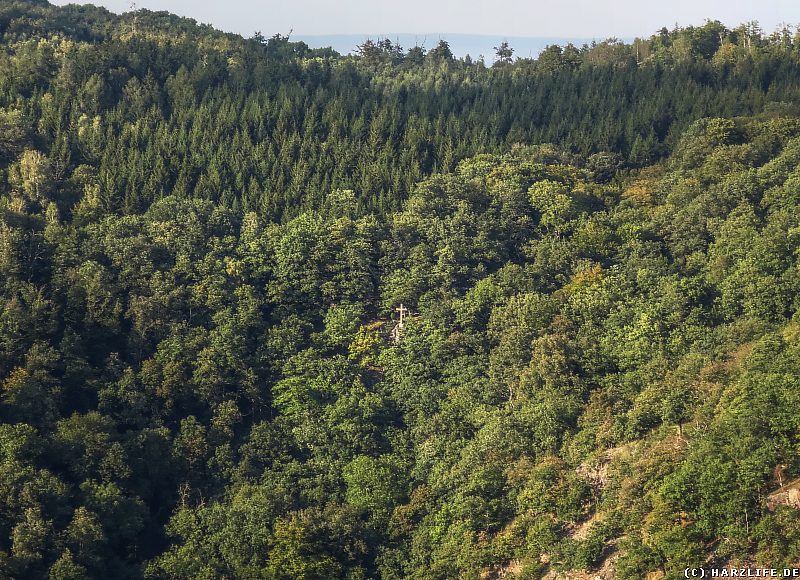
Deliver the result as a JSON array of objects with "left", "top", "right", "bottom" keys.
[
  {"left": 575, "top": 444, "right": 632, "bottom": 493},
  {"left": 766, "top": 477, "right": 800, "bottom": 512},
  {"left": 540, "top": 552, "right": 620, "bottom": 580},
  {"left": 480, "top": 559, "right": 522, "bottom": 579}
]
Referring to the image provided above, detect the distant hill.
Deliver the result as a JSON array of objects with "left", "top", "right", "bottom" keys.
[{"left": 292, "top": 33, "right": 610, "bottom": 59}]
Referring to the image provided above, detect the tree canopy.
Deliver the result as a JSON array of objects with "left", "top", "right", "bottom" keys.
[{"left": 1, "top": 1, "right": 800, "bottom": 578}]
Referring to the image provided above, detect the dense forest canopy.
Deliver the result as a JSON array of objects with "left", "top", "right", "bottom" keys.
[
  {"left": 1, "top": 1, "right": 800, "bottom": 578},
  {"left": 2, "top": 1, "right": 800, "bottom": 218}
]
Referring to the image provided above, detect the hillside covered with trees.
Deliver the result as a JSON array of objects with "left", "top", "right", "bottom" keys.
[{"left": 2, "top": 1, "right": 800, "bottom": 578}]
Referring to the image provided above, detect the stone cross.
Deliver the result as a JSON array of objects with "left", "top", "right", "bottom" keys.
[{"left": 395, "top": 304, "right": 408, "bottom": 327}]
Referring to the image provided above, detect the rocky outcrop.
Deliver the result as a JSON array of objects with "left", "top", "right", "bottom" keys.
[{"left": 766, "top": 477, "right": 800, "bottom": 511}]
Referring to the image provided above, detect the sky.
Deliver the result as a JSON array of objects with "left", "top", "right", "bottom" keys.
[{"left": 51, "top": 0, "right": 800, "bottom": 39}]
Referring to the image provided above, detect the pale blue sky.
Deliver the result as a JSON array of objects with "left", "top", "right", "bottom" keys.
[{"left": 51, "top": 0, "right": 800, "bottom": 38}]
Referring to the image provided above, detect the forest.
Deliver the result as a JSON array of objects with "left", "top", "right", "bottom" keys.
[{"left": 2, "top": 0, "right": 800, "bottom": 578}]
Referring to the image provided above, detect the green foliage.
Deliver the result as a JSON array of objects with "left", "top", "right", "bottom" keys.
[{"left": 0, "top": 3, "right": 800, "bottom": 577}]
